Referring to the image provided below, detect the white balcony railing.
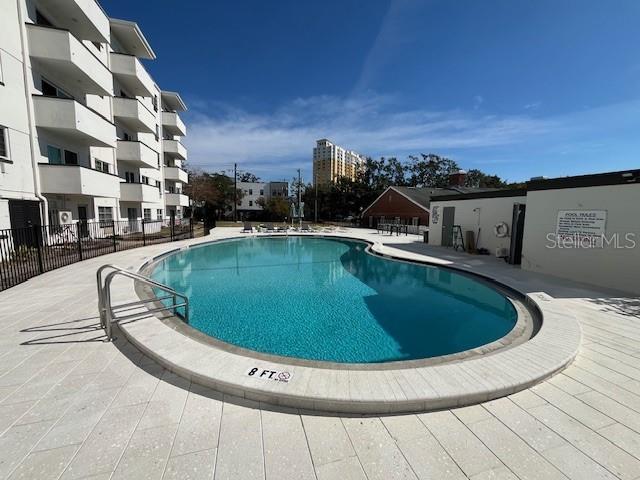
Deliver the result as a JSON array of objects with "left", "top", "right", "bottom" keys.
[
  {"left": 164, "top": 193, "right": 189, "bottom": 207},
  {"left": 116, "top": 140, "right": 158, "bottom": 169},
  {"left": 110, "top": 53, "right": 155, "bottom": 97},
  {"left": 163, "top": 166, "right": 188, "bottom": 183},
  {"left": 38, "top": 164, "right": 120, "bottom": 197},
  {"left": 27, "top": 24, "right": 112, "bottom": 96},
  {"left": 32, "top": 95, "right": 116, "bottom": 148},
  {"left": 161, "top": 111, "right": 186, "bottom": 137},
  {"left": 120, "top": 182, "right": 161, "bottom": 203},
  {"left": 113, "top": 97, "right": 155, "bottom": 134},
  {"left": 162, "top": 139, "right": 187, "bottom": 160}
]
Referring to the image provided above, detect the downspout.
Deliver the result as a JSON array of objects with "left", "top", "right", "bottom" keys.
[{"left": 16, "top": 0, "right": 48, "bottom": 224}]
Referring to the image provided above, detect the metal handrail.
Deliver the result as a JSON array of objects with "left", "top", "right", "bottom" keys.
[{"left": 97, "top": 264, "right": 189, "bottom": 341}]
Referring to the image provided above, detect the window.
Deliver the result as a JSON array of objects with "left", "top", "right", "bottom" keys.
[
  {"left": 41, "top": 79, "right": 70, "bottom": 99},
  {"left": 0, "top": 51, "right": 4, "bottom": 86},
  {"left": 143, "top": 208, "right": 151, "bottom": 221},
  {"left": 95, "top": 160, "right": 109, "bottom": 173},
  {"left": 35, "top": 9, "right": 53, "bottom": 26},
  {"left": 156, "top": 209, "right": 163, "bottom": 219},
  {"left": 125, "top": 171, "right": 135, "bottom": 183},
  {"left": 122, "top": 131, "right": 132, "bottom": 141},
  {"left": 64, "top": 150, "right": 78, "bottom": 165},
  {"left": 47, "top": 145, "right": 62, "bottom": 164},
  {"left": 92, "top": 41, "right": 102, "bottom": 51},
  {"left": 141, "top": 175, "right": 149, "bottom": 185},
  {"left": 152, "top": 95, "right": 158, "bottom": 112},
  {"left": 98, "top": 206, "right": 113, "bottom": 226},
  {"left": 249, "top": 201, "right": 253, "bottom": 207},
  {"left": 259, "top": 189, "right": 264, "bottom": 196},
  {"left": 154, "top": 125, "right": 159, "bottom": 142},
  {"left": 249, "top": 189, "right": 253, "bottom": 195},
  {"left": 0, "top": 126, "right": 9, "bottom": 161}
]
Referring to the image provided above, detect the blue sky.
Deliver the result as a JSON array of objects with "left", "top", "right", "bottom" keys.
[{"left": 102, "top": 0, "right": 640, "bottom": 183}]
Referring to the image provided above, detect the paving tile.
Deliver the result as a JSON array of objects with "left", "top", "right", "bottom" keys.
[
  {"left": 597, "top": 422, "right": 640, "bottom": 460},
  {"left": 508, "top": 388, "right": 548, "bottom": 410},
  {"left": 528, "top": 403, "right": 640, "bottom": 480},
  {"left": 214, "top": 400, "right": 264, "bottom": 480},
  {"left": 315, "top": 456, "right": 367, "bottom": 480},
  {"left": 60, "top": 403, "right": 146, "bottom": 479},
  {"left": 382, "top": 415, "right": 466, "bottom": 479},
  {"left": 542, "top": 444, "right": 619, "bottom": 480},
  {"left": 418, "top": 410, "right": 503, "bottom": 477},
  {"left": 470, "top": 466, "right": 519, "bottom": 480},
  {"left": 469, "top": 417, "right": 568, "bottom": 480},
  {"left": 575, "top": 390, "right": 640, "bottom": 433},
  {"left": 163, "top": 449, "right": 217, "bottom": 480},
  {"left": 342, "top": 416, "right": 418, "bottom": 480},
  {"left": 452, "top": 404, "right": 494, "bottom": 425},
  {"left": 8, "top": 444, "right": 80, "bottom": 480},
  {"left": 170, "top": 385, "right": 223, "bottom": 457},
  {"left": 136, "top": 373, "right": 189, "bottom": 431},
  {"left": 301, "top": 414, "right": 355, "bottom": 466},
  {"left": 261, "top": 408, "right": 315, "bottom": 480},
  {"left": 112, "top": 423, "right": 178, "bottom": 479},
  {"left": 0, "top": 420, "right": 55, "bottom": 478}
]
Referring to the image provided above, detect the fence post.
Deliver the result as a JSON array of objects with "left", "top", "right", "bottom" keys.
[
  {"left": 112, "top": 220, "right": 117, "bottom": 252},
  {"left": 77, "top": 223, "right": 83, "bottom": 261},
  {"left": 170, "top": 212, "right": 175, "bottom": 241},
  {"left": 142, "top": 220, "right": 146, "bottom": 246},
  {"left": 33, "top": 224, "right": 44, "bottom": 274}
]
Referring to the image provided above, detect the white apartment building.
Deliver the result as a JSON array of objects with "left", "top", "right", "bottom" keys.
[
  {"left": 236, "top": 181, "right": 289, "bottom": 214},
  {"left": 312, "top": 138, "right": 365, "bottom": 187},
  {"left": 0, "top": 0, "right": 189, "bottom": 230}
]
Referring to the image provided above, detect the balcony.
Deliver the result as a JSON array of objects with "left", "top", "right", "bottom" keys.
[
  {"left": 161, "top": 111, "right": 186, "bottom": 137},
  {"left": 163, "top": 166, "right": 188, "bottom": 183},
  {"left": 120, "top": 182, "right": 161, "bottom": 203},
  {"left": 27, "top": 24, "right": 112, "bottom": 96},
  {"left": 165, "top": 193, "right": 189, "bottom": 207},
  {"left": 116, "top": 140, "right": 158, "bottom": 169},
  {"left": 110, "top": 53, "right": 155, "bottom": 97},
  {"left": 113, "top": 97, "right": 155, "bottom": 134},
  {"left": 162, "top": 139, "right": 187, "bottom": 160},
  {"left": 32, "top": 95, "right": 116, "bottom": 147},
  {"left": 34, "top": 0, "right": 109, "bottom": 42},
  {"left": 38, "top": 164, "right": 120, "bottom": 197}
]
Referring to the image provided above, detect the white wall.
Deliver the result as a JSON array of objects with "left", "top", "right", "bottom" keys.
[
  {"left": 521, "top": 184, "right": 640, "bottom": 295},
  {"left": 429, "top": 195, "right": 526, "bottom": 255}
]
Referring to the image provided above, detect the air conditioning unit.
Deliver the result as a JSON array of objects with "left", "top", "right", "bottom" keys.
[
  {"left": 58, "top": 211, "right": 73, "bottom": 225},
  {"left": 495, "top": 247, "right": 508, "bottom": 258}
]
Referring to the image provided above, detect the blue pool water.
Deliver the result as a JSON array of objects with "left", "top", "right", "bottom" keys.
[{"left": 150, "top": 237, "right": 517, "bottom": 363}]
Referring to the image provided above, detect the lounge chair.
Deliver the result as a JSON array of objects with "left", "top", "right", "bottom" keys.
[
  {"left": 242, "top": 222, "right": 253, "bottom": 232},
  {"left": 300, "top": 223, "right": 313, "bottom": 232},
  {"left": 265, "top": 223, "right": 275, "bottom": 232}
]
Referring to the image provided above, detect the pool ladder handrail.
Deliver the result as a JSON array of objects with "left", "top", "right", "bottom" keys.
[{"left": 97, "top": 264, "right": 189, "bottom": 341}]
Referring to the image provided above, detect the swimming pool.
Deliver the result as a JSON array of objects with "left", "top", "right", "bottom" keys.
[{"left": 148, "top": 236, "right": 519, "bottom": 364}]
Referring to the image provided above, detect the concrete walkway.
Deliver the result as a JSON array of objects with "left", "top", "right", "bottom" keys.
[{"left": 1, "top": 227, "right": 639, "bottom": 479}]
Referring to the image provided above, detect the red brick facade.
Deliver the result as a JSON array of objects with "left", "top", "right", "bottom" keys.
[{"left": 362, "top": 189, "right": 429, "bottom": 227}]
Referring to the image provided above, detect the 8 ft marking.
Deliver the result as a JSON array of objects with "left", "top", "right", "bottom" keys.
[{"left": 247, "top": 367, "right": 292, "bottom": 383}]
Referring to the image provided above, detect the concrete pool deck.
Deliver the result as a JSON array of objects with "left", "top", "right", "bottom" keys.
[
  {"left": 0, "top": 227, "right": 638, "bottom": 479},
  {"left": 120, "top": 231, "right": 579, "bottom": 414}
]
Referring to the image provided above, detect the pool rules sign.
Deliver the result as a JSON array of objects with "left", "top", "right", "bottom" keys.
[{"left": 556, "top": 210, "right": 607, "bottom": 247}]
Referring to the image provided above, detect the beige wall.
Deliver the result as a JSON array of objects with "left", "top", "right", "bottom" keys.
[
  {"left": 429, "top": 196, "right": 526, "bottom": 255},
  {"left": 521, "top": 184, "right": 640, "bottom": 295}
]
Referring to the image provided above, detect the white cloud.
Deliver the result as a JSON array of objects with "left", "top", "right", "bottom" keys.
[
  {"left": 183, "top": 93, "right": 555, "bottom": 178},
  {"left": 524, "top": 101, "right": 541, "bottom": 110}
]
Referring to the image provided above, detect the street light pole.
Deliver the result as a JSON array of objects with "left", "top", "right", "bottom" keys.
[
  {"left": 233, "top": 162, "right": 237, "bottom": 222},
  {"left": 297, "top": 168, "right": 302, "bottom": 229}
]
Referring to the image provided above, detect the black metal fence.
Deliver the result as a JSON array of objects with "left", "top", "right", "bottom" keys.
[{"left": 0, "top": 218, "right": 193, "bottom": 291}]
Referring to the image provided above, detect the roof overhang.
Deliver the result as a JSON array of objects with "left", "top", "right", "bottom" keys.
[
  {"left": 161, "top": 91, "right": 187, "bottom": 112},
  {"left": 109, "top": 18, "right": 156, "bottom": 59},
  {"left": 361, "top": 186, "right": 431, "bottom": 217}
]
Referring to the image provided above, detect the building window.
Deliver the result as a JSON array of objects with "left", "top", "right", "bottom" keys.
[
  {"left": 0, "top": 52, "right": 4, "bottom": 86},
  {"left": 249, "top": 201, "right": 253, "bottom": 207},
  {"left": 64, "top": 150, "right": 78, "bottom": 165},
  {"left": 92, "top": 41, "right": 102, "bottom": 51},
  {"left": 259, "top": 189, "right": 264, "bottom": 195},
  {"left": 95, "top": 160, "right": 109, "bottom": 173},
  {"left": 141, "top": 175, "right": 149, "bottom": 184},
  {"left": 47, "top": 145, "right": 62, "bottom": 164},
  {"left": 41, "top": 78, "right": 71, "bottom": 99},
  {"left": 156, "top": 209, "right": 163, "bottom": 219},
  {"left": 249, "top": 189, "right": 253, "bottom": 195},
  {"left": 0, "top": 126, "right": 9, "bottom": 161},
  {"left": 152, "top": 95, "right": 158, "bottom": 112},
  {"left": 143, "top": 208, "right": 151, "bottom": 221},
  {"left": 154, "top": 125, "right": 159, "bottom": 142},
  {"left": 98, "top": 206, "right": 113, "bottom": 226},
  {"left": 125, "top": 171, "right": 135, "bottom": 183}
]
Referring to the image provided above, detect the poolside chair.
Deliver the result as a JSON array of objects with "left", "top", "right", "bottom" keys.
[
  {"left": 265, "top": 223, "right": 275, "bottom": 232},
  {"left": 300, "top": 223, "right": 313, "bottom": 232},
  {"left": 242, "top": 221, "right": 253, "bottom": 233}
]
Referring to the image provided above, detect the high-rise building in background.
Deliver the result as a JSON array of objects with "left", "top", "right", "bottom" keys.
[
  {"left": 0, "top": 0, "right": 189, "bottom": 230},
  {"left": 312, "top": 139, "right": 365, "bottom": 187}
]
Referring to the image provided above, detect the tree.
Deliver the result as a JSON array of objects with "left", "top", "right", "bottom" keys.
[
  {"left": 183, "top": 170, "right": 243, "bottom": 220},
  {"left": 407, "top": 154, "right": 460, "bottom": 187},
  {"left": 257, "top": 197, "right": 290, "bottom": 221},
  {"left": 464, "top": 169, "right": 507, "bottom": 188},
  {"left": 238, "top": 172, "right": 260, "bottom": 182}
]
